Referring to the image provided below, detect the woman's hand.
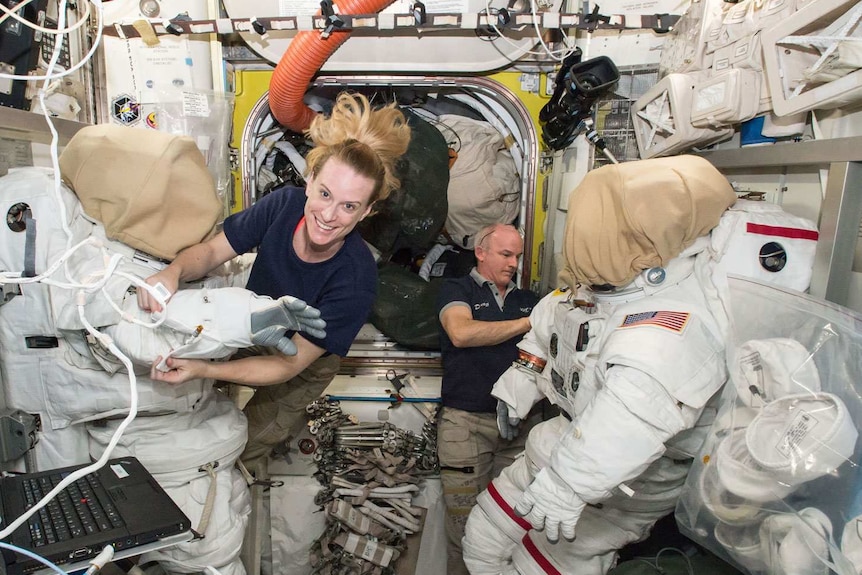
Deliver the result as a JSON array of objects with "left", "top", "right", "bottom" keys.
[
  {"left": 150, "top": 356, "right": 207, "bottom": 384},
  {"left": 137, "top": 271, "right": 179, "bottom": 313}
]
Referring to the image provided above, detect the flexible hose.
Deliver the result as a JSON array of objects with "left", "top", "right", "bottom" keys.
[{"left": 268, "top": 0, "right": 396, "bottom": 132}]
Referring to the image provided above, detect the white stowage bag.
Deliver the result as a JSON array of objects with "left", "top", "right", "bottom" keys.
[
  {"left": 436, "top": 114, "right": 520, "bottom": 249},
  {"left": 87, "top": 390, "right": 251, "bottom": 575}
]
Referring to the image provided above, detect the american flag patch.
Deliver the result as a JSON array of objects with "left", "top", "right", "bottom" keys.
[{"left": 619, "top": 311, "right": 690, "bottom": 333}]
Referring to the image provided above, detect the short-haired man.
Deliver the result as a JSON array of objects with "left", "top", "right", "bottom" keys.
[{"left": 436, "top": 223, "right": 540, "bottom": 575}]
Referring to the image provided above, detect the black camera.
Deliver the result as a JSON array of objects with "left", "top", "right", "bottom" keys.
[{"left": 540, "top": 51, "right": 620, "bottom": 150}]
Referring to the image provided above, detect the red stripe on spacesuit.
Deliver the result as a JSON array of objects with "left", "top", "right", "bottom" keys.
[
  {"left": 746, "top": 222, "right": 819, "bottom": 241},
  {"left": 522, "top": 532, "right": 562, "bottom": 575},
  {"left": 487, "top": 481, "right": 532, "bottom": 531}
]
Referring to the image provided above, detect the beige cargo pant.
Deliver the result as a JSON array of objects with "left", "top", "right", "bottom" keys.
[
  {"left": 239, "top": 348, "right": 342, "bottom": 471},
  {"left": 438, "top": 405, "right": 542, "bottom": 575}
]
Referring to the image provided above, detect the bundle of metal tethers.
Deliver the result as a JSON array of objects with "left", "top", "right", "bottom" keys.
[{"left": 305, "top": 398, "right": 439, "bottom": 575}]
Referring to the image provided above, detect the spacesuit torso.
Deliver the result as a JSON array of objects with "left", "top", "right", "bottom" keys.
[
  {"left": 523, "top": 245, "right": 726, "bottom": 465},
  {"left": 0, "top": 167, "right": 298, "bottom": 438},
  {"left": 0, "top": 168, "right": 228, "bottom": 434},
  {"left": 0, "top": 169, "right": 254, "bottom": 575}
]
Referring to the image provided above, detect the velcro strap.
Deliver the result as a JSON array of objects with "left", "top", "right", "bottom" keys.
[{"left": 23, "top": 212, "right": 36, "bottom": 278}]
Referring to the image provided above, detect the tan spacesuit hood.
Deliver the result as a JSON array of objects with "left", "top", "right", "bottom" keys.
[
  {"left": 559, "top": 155, "right": 736, "bottom": 289},
  {"left": 59, "top": 124, "right": 222, "bottom": 261}
]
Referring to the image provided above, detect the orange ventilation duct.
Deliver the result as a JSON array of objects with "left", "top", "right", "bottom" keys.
[{"left": 269, "top": 0, "right": 396, "bottom": 133}]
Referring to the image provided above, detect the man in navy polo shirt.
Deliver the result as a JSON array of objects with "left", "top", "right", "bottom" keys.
[{"left": 436, "top": 223, "right": 540, "bottom": 575}]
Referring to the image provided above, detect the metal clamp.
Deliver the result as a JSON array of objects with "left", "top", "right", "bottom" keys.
[
  {"left": 651, "top": 13, "right": 674, "bottom": 34},
  {"left": 320, "top": 0, "right": 345, "bottom": 38},
  {"left": 583, "top": 4, "right": 610, "bottom": 32},
  {"left": 412, "top": 1, "right": 426, "bottom": 25}
]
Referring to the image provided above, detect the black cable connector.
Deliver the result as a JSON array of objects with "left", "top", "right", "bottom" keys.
[
  {"left": 583, "top": 4, "right": 610, "bottom": 32},
  {"left": 162, "top": 13, "right": 190, "bottom": 36}
]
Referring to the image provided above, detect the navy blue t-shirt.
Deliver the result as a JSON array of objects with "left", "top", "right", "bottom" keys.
[
  {"left": 223, "top": 185, "right": 377, "bottom": 356},
  {"left": 437, "top": 273, "right": 538, "bottom": 413}
]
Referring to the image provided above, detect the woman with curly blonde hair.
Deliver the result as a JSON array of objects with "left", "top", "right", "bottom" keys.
[{"left": 138, "top": 92, "right": 411, "bottom": 467}]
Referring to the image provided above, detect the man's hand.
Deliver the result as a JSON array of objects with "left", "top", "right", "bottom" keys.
[
  {"left": 150, "top": 356, "right": 207, "bottom": 385},
  {"left": 137, "top": 271, "right": 180, "bottom": 313},
  {"left": 250, "top": 296, "right": 327, "bottom": 356},
  {"left": 515, "top": 467, "right": 585, "bottom": 544},
  {"left": 496, "top": 399, "right": 521, "bottom": 441}
]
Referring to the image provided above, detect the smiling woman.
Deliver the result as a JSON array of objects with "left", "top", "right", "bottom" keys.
[
  {"left": 137, "top": 91, "right": 412, "bottom": 470},
  {"left": 296, "top": 157, "right": 376, "bottom": 262}
]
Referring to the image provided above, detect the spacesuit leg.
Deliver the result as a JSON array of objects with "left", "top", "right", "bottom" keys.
[
  {"left": 463, "top": 455, "right": 532, "bottom": 574},
  {"left": 463, "top": 418, "right": 568, "bottom": 574},
  {"left": 144, "top": 467, "right": 251, "bottom": 575},
  {"left": 241, "top": 352, "right": 341, "bottom": 470},
  {"left": 510, "top": 506, "right": 652, "bottom": 575},
  {"left": 87, "top": 390, "right": 250, "bottom": 575},
  {"left": 511, "top": 457, "right": 691, "bottom": 575}
]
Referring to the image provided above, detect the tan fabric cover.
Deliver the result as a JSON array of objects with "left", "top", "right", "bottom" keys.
[
  {"left": 59, "top": 124, "right": 222, "bottom": 260},
  {"left": 560, "top": 155, "right": 736, "bottom": 288}
]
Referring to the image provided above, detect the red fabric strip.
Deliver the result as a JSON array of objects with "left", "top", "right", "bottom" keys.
[
  {"left": 294, "top": 215, "right": 306, "bottom": 236},
  {"left": 746, "top": 222, "right": 819, "bottom": 241},
  {"left": 487, "top": 481, "right": 532, "bottom": 531},
  {"left": 522, "top": 532, "right": 562, "bottom": 575}
]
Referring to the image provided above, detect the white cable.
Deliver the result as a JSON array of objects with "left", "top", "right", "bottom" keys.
[
  {"left": 83, "top": 545, "right": 115, "bottom": 575},
  {"left": 481, "top": 0, "right": 578, "bottom": 62},
  {"left": 0, "top": 0, "right": 36, "bottom": 26},
  {"left": 38, "top": 0, "right": 68, "bottom": 245},
  {"left": 0, "top": 0, "right": 103, "bottom": 82},
  {"left": 0, "top": 237, "right": 101, "bottom": 284},
  {"left": 0, "top": 244, "right": 125, "bottom": 295},
  {"left": 0, "top": 541, "right": 69, "bottom": 575},
  {"left": 0, "top": 4, "right": 138, "bottom": 532},
  {"left": 8, "top": 0, "right": 169, "bottom": 315},
  {"left": 101, "top": 271, "right": 168, "bottom": 328},
  {"left": 528, "top": 0, "right": 574, "bottom": 61}
]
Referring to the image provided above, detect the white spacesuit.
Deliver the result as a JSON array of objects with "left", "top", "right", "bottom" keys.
[
  {"left": 0, "top": 127, "right": 325, "bottom": 575},
  {"left": 461, "top": 155, "right": 738, "bottom": 575}
]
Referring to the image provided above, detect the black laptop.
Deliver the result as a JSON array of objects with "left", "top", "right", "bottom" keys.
[{"left": 0, "top": 457, "right": 193, "bottom": 574}]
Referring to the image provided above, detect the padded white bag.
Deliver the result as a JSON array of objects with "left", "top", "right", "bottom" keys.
[{"left": 436, "top": 114, "right": 520, "bottom": 249}]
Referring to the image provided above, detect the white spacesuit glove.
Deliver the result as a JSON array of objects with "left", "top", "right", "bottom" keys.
[
  {"left": 496, "top": 399, "right": 521, "bottom": 441},
  {"left": 515, "top": 467, "right": 585, "bottom": 544},
  {"left": 249, "top": 295, "right": 327, "bottom": 356}
]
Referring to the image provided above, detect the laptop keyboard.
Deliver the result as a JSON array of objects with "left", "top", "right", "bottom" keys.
[{"left": 22, "top": 472, "right": 126, "bottom": 547}]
